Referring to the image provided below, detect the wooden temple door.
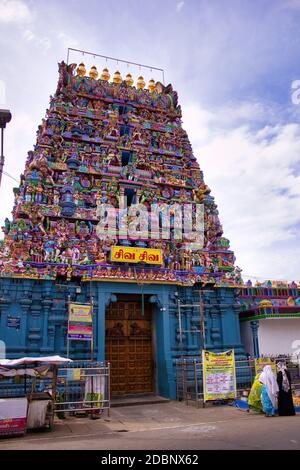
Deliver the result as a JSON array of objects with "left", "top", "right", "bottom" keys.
[{"left": 105, "top": 296, "right": 153, "bottom": 396}]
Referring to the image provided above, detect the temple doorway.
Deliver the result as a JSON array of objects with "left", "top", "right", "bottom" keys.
[{"left": 105, "top": 294, "right": 154, "bottom": 396}]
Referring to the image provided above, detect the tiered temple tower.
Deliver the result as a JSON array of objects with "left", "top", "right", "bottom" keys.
[{"left": 0, "top": 62, "right": 245, "bottom": 398}]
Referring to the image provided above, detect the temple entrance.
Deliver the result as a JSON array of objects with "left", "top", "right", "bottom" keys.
[{"left": 105, "top": 294, "right": 154, "bottom": 396}]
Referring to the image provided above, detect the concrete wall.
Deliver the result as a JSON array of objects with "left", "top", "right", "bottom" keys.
[
  {"left": 258, "top": 318, "right": 300, "bottom": 356},
  {"left": 240, "top": 322, "right": 254, "bottom": 356}
]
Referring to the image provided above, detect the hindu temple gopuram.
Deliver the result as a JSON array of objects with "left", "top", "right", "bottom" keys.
[{"left": 0, "top": 61, "right": 246, "bottom": 398}]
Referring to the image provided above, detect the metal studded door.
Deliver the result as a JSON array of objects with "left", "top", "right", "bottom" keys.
[{"left": 105, "top": 296, "right": 153, "bottom": 396}]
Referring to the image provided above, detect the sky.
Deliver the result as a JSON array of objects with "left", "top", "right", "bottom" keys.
[{"left": 1, "top": 0, "right": 300, "bottom": 282}]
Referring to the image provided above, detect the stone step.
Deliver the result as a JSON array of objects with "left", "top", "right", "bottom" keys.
[{"left": 110, "top": 394, "right": 170, "bottom": 408}]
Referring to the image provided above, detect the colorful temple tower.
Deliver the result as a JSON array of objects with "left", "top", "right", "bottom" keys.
[{"left": 0, "top": 62, "right": 245, "bottom": 398}]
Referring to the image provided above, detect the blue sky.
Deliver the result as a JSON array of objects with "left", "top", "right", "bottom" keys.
[{"left": 1, "top": 0, "right": 300, "bottom": 281}]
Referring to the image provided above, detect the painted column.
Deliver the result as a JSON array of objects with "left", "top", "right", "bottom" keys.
[
  {"left": 97, "top": 285, "right": 106, "bottom": 361},
  {"left": 92, "top": 291, "right": 98, "bottom": 361},
  {"left": 41, "top": 281, "right": 53, "bottom": 354},
  {"left": 19, "top": 285, "right": 32, "bottom": 356},
  {"left": 185, "top": 291, "right": 194, "bottom": 354},
  {"left": 190, "top": 302, "right": 201, "bottom": 353},
  {"left": 0, "top": 298, "right": 9, "bottom": 358},
  {"left": 96, "top": 284, "right": 117, "bottom": 362},
  {"left": 250, "top": 320, "right": 260, "bottom": 358},
  {"left": 155, "top": 286, "right": 176, "bottom": 399}
]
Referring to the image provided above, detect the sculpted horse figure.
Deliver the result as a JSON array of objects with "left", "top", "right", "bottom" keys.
[{"left": 56, "top": 61, "right": 77, "bottom": 94}]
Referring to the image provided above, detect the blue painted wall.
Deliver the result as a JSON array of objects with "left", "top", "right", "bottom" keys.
[{"left": 0, "top": 278, "right": 245, "bottom": 399}]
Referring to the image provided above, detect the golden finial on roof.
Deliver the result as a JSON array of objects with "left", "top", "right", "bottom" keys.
[
  {"left": 89, "top": 65, "right": 98, "bottom": 80},
  {"left": 101, "top": 67, "right": 110, "bottom": 81},
  {"left": 148, "top": 78, "right": 156, "bottom": 92},
  {"left": 113, "top": 70, "right": 122, "bottom": 84},
  {"left": 76, "top": 63, "right": 86, "bottom": 77},
  {"left": 136, "top": 75, "right": 145, "bottom": 90},
  {"left": 125, "top": 73, "right": 134, "bottom": 86},
  {"left": 259, "top": 300, "right": 273, "bottom": 308}
]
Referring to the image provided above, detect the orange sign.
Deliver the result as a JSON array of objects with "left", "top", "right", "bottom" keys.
[{"left": 111, "top": 246, "right": 162, "bottom": 265}]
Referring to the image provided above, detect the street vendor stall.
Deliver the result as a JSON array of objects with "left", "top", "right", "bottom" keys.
[{"left": 0, "top": 356, "right": 72, "bottom": 436}]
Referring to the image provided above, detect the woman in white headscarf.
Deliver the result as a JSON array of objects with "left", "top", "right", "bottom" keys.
[
  {"left": 259, "top": 365, "right": 279, "bottom": 417},
  {"left": 276, "top": 362, "right": 295, "bottom": 416}
]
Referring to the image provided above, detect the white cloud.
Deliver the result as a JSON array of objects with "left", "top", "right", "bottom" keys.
[
  {"left": 182, "top": 102, "right": 300, "bottom": 281},
  {"left": 57, "top": 32, "right": 79, "bottom": 49},
  {"left": 22, "top": 28, "right": 51, "bottom": 51},
  {"left": 23, "top": 29, "right": 35, "bottom": 41},
  {"left": 0, "top": 111, "right": 37, "bottom": 230},
  {"left": 176, "top": 1, "right": 185, "bottom": 13},
  {"left": 37, "top": 36, "right": 51, "bottom": 51},
  {"left": 0, "top": 0, "right": 32, "bottom": 24}
]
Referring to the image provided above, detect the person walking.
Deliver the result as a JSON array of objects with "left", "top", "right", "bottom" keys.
[
  {"left": 276, "top": 362, "right": 295, "bottom": 416},
  {"left": 259, "top": 365, "right": 279, "bottom": 417}
]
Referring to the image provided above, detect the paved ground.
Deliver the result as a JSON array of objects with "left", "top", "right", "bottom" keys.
[{"left": 0, "top": 401, "right": 299, "bottom": 450}]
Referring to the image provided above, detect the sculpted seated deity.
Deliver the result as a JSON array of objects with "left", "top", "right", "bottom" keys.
[
  {"left": 120, "top": 162, "right": 136, "bottom": 181},
  {"left": 2, "top": 262, "right": 14, "bottom": 274},
  {"left": 132, "top": 128, "right": 143, "bottom": 142},
  {"left": 104, "top": 121, "right": 119, "bottom": 139},
  {"left": 179, "top": 188, "right": 188, "bottom": 202},
  {"left": 192, "top": 184, "right": 210, "bottom": 203},
  {"left": 106, "top": 147, "right": 120, "bottom": 166},
  {"left": 26, "top": 208, "right": 46, "bottom": 236},
  {"left": 92, "top": 100, "right": 104, "bottom": 112},
  {"left": 167, "top": 174, "right": 180, "bottom": 186},
  {"left": 78, "top": 249, "right": 90, "bottom": 265},
  {"left": 26, "top": 152, "right": 55, "bottom": 185},
  {"left": 95, "top": 244, "right": 106, "bottom": 264}
]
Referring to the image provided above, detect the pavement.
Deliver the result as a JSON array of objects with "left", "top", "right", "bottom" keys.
[{"left": 0, "top": 400, "right": 300, "bottom": 450}]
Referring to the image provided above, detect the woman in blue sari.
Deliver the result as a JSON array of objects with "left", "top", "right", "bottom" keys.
[{"left": 259, "top": 365, "right": 279, "bottom": 417}]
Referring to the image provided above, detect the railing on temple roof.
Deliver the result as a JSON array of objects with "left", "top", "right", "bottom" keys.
[{"left": 66, "top": 47, "right": 165, "bottom": 85}]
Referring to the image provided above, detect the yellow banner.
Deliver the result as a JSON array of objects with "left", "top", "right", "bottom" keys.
[
  {"left": 111, "top": 246, "right": 162, "bottom": 265},
  {"left": 255, "top": 358, "right": 276, "bottom": 375},
  {"left": 202, "top": 349, "right": 236, "bottom": 402},
  {"left": 69, "top": 303, "right": 92, "bottom": 323}
]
